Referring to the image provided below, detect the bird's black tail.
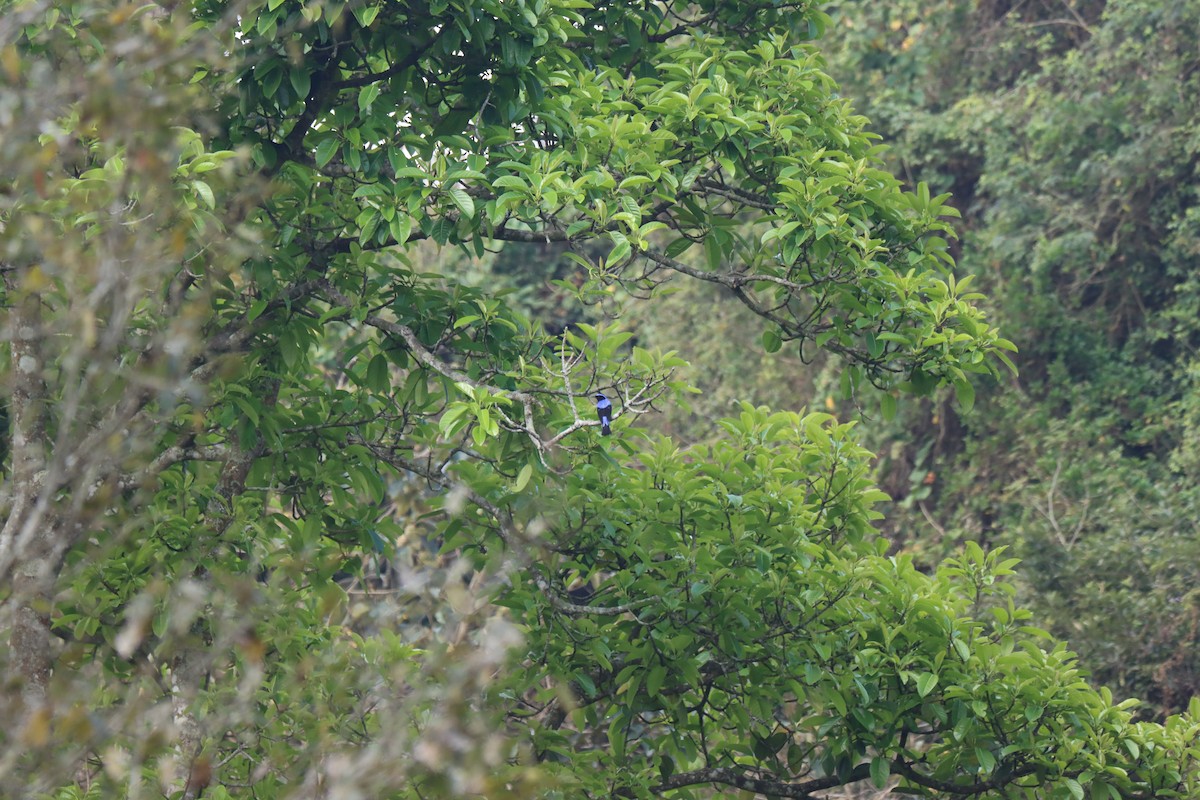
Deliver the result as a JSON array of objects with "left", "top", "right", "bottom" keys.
[{"left": 601, "top": 421, "right": 611, "bottom": 436}]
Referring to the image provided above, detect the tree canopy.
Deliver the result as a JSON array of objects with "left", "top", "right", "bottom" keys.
[{"left": 1, "top": 1, "right": 1196, "bottom": 798}]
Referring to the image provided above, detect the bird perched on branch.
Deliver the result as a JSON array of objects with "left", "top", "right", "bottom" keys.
[{"left": 594, "top": 392, "right": 612, "bottom": 436}]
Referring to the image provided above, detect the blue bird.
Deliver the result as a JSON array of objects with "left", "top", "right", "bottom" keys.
[{"left": 594, "top": 392, "right": 613, "bottom": 436}]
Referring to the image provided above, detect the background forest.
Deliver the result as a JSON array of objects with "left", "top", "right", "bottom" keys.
[
  {"left": 826, "top": 0, "right": 1200, "bottom": 718},
  {"left": 2, "top": 0, "right": 1199, "bottom": 799}
]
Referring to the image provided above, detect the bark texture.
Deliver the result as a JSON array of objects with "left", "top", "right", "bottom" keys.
[{"left": 3, "top": 275, "right": 53, "bottom": 713}]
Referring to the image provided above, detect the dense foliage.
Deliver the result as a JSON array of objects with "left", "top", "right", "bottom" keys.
[
  {"left": 819, "top": 0, "right": 1200, "bottom": 716},
  {"left": 1, "top": 1, "right": 1196, "bottom": 798}
]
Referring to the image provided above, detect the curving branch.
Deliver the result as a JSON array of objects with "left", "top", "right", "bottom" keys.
[
  {"left": 117, "top": 445, "right": 231, "bottom": 491},
  {"left": 319, "top": 283, "right": 671, "bottom": 454},
  {"left": 653, "top": 763, "right": 870, "bottom": 798},
  {"left": 319, "top": 282, "right": 539, "bottom": 412},
  {"left": 330, "top": 29, "right": 446, "bottom": 91},
  {"left": 654, "top": 754, "right": 1041, "bottom": 798},
  {"left": 892, "top": 758, "right": 1040, "bottom": 795}
]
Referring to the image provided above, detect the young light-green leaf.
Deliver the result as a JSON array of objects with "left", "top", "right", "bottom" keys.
[{"left": 514, "top": 463, "right": 533, "bottom": 493}]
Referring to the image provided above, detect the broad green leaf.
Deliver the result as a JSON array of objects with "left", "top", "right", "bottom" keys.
[
  {"left": 448, "top": 187, "right": 475, "bottom": 218},
  {"left": 514, "top": 464, "right": 533, "bottom": 493},
  {"left": 351, "top": 3, "right": 380, "bottom": 27},
  {"left": 870, "top": 756, "right": 889, "bottom": 789},
  {"left": 315, "top": 137, "right": 339, "bottom": 168},
  {"left": 954, "top": 378, "right": 975, "bottom": 413},
  {"left": 366, "top": 353, "right": 389, "bottom": 393},
  {"left": 663, "top": 237, "right": 694, "bottom": 258},
  {"left": 704, "top": 235, "right": 722, "bottom": 271},
  {"left": 880, "top": 392, "right": 897, "bottom": 421},
  {"left": 289, "top": 68, "right": 310, "bottom": 99},
  {"left": 645, "top": 665, "right": 667, "bottom": 697},
  {"left": 358, "top": 83, "right": 381, "bottom": 113}
]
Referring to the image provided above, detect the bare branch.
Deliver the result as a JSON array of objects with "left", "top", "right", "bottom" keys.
[{"left": 118, "top": 445, "right": 230, "bottom": 491}]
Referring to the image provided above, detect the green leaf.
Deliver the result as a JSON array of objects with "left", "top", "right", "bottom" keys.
[
  {"left": 975, "top": 747, "right": 996, "bottom": 774},
  {"left": 315, "top": 137, "right": 339, "bottom": 168},
  {"left": 575, "top": 672, "right": 596, "bottom": 699},
  {"left": 609, "top": 715, "right": 627, "bottom": 760},
  {"left": 352, "top": 183, "right": 387, "bottom": 199},
  {"left": 880, "top": 392, "right": 897, "bottom": 421},
  {"left": 231, "top": 396, "right": 259, "bottom": 425},
  {"left": 876, "top": 331, "right": 911, "bottom": 345},
  {"left": 607, "top": 231, "right": 631, "bottom": 267},
  {"left": 1065, "top": 778, "right": 1085, "bottom": 800},
  {"left": 365, "top": 353, "right": 389, "bottom": 393},
  {"left": 645, "top": 665, "right": 667, "bottom": 697},
  {"left": 704, "top": 235, "right": 722, "bottom": 271},
  {"left": 994, "top": 349, "right": 1018, "bottom": 376},
  {"left": 954, "top": 378, "right": 975, "bottom": 413},
  {"left": 916, "top": 672, "right": 938, "bottom": 698},
  {"left": 152, "top": 607, "right": 168, "bottom": 638},
  {"left": 762, "top": 328, "right": 782, "bottom": 353},
  {"left": 663, "top": 237, "right": 694, "bottom": 258},
  {"left": 351, "top": 3, "right": 380, "bottom": 27},
  {"left": 289, "top": 68, "right": 310, "bottom": 99},
  {"left": 247, "top": 299, "right": 269, "bottom": 322},
  {"left": 447, "top": 187, "right": 475, "bottom": 218},
  {"left": 278, "top": 329, "right": 303, "bottom": 369},
  {"left": 388, "top": 214, "right": 413, "bottom": 244},
  {"left": 870, "top": 756, "right": 890, "bottom": 789},
  {"left": 439, "top": 404, "right": 470, "bottom": 438},
  {"left": 191, "top": 180, "right": 214, "bottom": 209},
  {"left": 514, "top": 464, "right": 533, "bottom": 493},
  {"left": 358, "top": 83, "right": 381, "bottom": 113}
]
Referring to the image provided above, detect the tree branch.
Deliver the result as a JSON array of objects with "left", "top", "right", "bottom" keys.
[
  {"left": 330, "top": 28, "right": 446, "bottom": 90},
  {"left": 319, "top": 283, "right": 536, "bottom": 405},
  {"left": 1, "top": 273, "right": 54, "bottom": 711},
  {"left": 653, "top": 763, "right": 870, "bottom": 798},
  {"left": 118, "top": 445, "right": 230, "bottom": 491},
  {"left": 892, "top": 758, "right": 1040, "bottom": 795}
]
